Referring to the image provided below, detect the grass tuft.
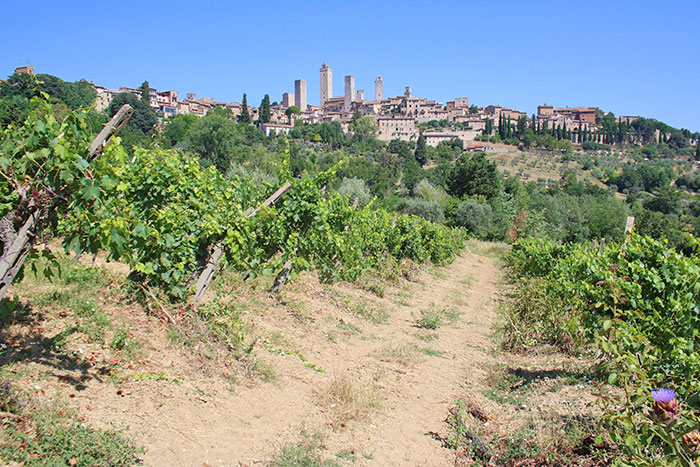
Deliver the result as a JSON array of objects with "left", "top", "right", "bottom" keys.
[{"left": 314, "top": 375, "right": 378, "bottom": 426}]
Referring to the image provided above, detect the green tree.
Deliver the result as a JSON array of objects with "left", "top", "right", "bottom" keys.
[
  {"left": 447, "top": 152, "right": 501, "bottom": 200},
  {"left": 285, "top": 105, "right": 301, "bottom": 122},
  {"left": 0, "top": 73, "right": 35, "bottom": 100},
  {"left": 0, "top": 95, "right": 29, "bottom": 127},
  {"left": 516, "top": 116, "right": 527, "bottom": 138},
  {"left": 58, "top": 80, "right": 96, "bottom": 109},
  {"left": 139, "top": 81, "right": 151, "bottom": 107},
  {"left": 349, "top": 115, "right": 378, "bottom": 142},
  {"left": 238, "top": 93, "right": 251, "bottom": 123},
  {"left": 107, "top": 92, "right": 157, "bottom": 140},
  {"left": 259, "top": 94, "right": 271, "bottom": 123},
  {"left": 521, "top": 129, "right": 536, "bottom": 148},
  {"left": 415, "top": 133, "right": 428, "bottom": 165},
  {"left": 188, "top": 112, "right": 238, "bottom": 171},
  {"left": 161, "top": 113, "right": 198, "bottom": 148}
]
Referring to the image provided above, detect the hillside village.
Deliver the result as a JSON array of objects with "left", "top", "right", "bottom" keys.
[{"left": 5, "top": 64, "right": 657, "bottom": 149}]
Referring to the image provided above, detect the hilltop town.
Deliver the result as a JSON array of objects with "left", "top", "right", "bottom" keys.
[
  {"left": 6, "top": 63, "right": 683, "bottom": 150},
  {"left": 9, "top": 63, "right": 640, "bottom": 148}
]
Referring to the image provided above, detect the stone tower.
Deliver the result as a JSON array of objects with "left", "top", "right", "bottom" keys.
[
  {"left": 375, "top": 75, "right": 383, "bottom": 101},
  {"left": 356, "top": 90, "right": 365, "bottom": 101},
  {"left": 320, "top": 62, "right": 332, "bottom": 106},
  {"left": 344, "top": 75, "right": 355, "bottom": 113},
  {"left": 294, "top": 79, "right": 307, "bottom": 111}
]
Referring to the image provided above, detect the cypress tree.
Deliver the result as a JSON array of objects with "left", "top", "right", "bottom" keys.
[
  {"left": 696, "top": 140, "right": 700, "bottom": 161},
  {"left": 139, "top": 80, "right": 151, "bottom": 107},
  {"left": 617, "top": 117, "right": 622, "bottom": 144},
  {"left": 415, "top": 133, "right": 427, "bottom": 165},
  {"left": 259, "top": 94, "right": 271, "bottom": 123},
  {"left": 562, "top": 121, "right": 568, "bottom": 140},
  {"left": 238, "top": 93, "right": 251, "bottom": 123}
]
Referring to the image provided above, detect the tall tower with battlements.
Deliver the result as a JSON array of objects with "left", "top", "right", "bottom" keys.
[
  {"left": 320, "top": 62, "right": 332, "bottom": 106},
  {"left": 344, "top": 75, "right": 355, "bottom": 113},
  {"left": 375, "top": 75, "right": 383, "bottom": 101},
  {"left": 294, "top": 79, "right": 307, "bottom": 111}
]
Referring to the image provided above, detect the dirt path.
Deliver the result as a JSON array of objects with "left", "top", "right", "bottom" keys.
[{"left": 74, "top": 244, "right": 503, "bottom": 466}]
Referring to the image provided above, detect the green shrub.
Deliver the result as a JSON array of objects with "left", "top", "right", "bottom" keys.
[
  {"left": 452, "top": 199, "right": 492, "bottom": 238},
  {"left": 398, "top": 198, "right": 445, "bottom": 223}
]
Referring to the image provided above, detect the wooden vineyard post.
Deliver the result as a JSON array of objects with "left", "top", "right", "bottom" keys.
[
  {"left": 192, "top": 182, "right": 292, "bottom": 306},
  {"left": 88, "top": 104, "right": 134, "bottom": 160},
  {"left": 597, "top": 238, "right": 605, "bottom": 256},
  {"left": 621, "top": 216, "right": 635, "bottom": 251},
  {"left": 0, "top": 104, "right": 133, "bottom": 300}
]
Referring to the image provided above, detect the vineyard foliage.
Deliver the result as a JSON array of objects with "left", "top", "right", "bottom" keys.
[
  {"left": 507, "top": 235, "right": 700, "bottom": 463},
  {"left": 508, "top": 234, "right": 700, "bottom": 399},
  {"left": 2, "top": 99, "right": 465, "bottom": 297}
]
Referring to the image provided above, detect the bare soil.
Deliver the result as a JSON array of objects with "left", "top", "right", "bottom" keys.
[{"left": 2, "top": 241, "right": 600, "bottom": 466}]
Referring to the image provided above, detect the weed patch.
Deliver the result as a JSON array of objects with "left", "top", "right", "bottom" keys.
[
  {"left": 0, "top": 381, "right": 143, "bottom": 465},
  {"left": 271, "top": 430, "right": 338, "bottom": 467},
  {"left": 414, "top": 307, "right": 459, "bottom": 330},
  {"left": 353, "top": 302, "right": 388, "bottom": 324}
]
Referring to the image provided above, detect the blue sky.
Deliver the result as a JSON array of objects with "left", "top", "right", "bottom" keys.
[{"left": 2, "top": 0, "right": 699, "bottom": 131}]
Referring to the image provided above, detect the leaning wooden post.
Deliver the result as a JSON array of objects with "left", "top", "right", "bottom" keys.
[
  {"left": 621, "top": 216, "right": 635, "bottom": 251},
  {"left": 192, "top": 182, "right": 291, "bottom": 306},
  {"left": 0, "top": 104, "right": 133, "bottom": 300}
]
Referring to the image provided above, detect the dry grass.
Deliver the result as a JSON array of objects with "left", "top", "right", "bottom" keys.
[
  {"left": 374, "top": 343, "right": 420, "bottom": 367},
  {"left": 314, "top": 375, "right": 379, "bottom": 426}
]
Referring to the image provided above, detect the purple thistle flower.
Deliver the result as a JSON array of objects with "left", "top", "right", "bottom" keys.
[
  {"left": 651, "top": 388, "right": 680, "bottom": 422},
  {"left": 652, "top": 388, "right": 676, "bottom": 404}
]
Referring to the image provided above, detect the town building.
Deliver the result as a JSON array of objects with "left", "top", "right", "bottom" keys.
[
  {"left": 377, "top": 115, "right": 417, "bottom": 142},
  {"left": 260, "top": 123, "right": 293, "bottom": 136},
  {"left": 14, "top": 66, "right": 34, "bottom": 75}
]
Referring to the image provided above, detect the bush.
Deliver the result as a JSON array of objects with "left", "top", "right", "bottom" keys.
[
  {"left": 581, "top": 141, "right": 610, "bottom": 151},
  {"left": 337, "top": 177, "right": 371, "bottom": 207},
  {"left": 413, "top": 179, "right": 450, "bottom": 207},
  {"left": 452, "top": 200, "right": 492, "bottom": 238},
  {"left": 398, "top": 198, "right": 445, "bottom": 223}
]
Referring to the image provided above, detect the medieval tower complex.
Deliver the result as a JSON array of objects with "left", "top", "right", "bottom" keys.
[{"left": 320, "top": 62, "right": 332, "bottom": 106}]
